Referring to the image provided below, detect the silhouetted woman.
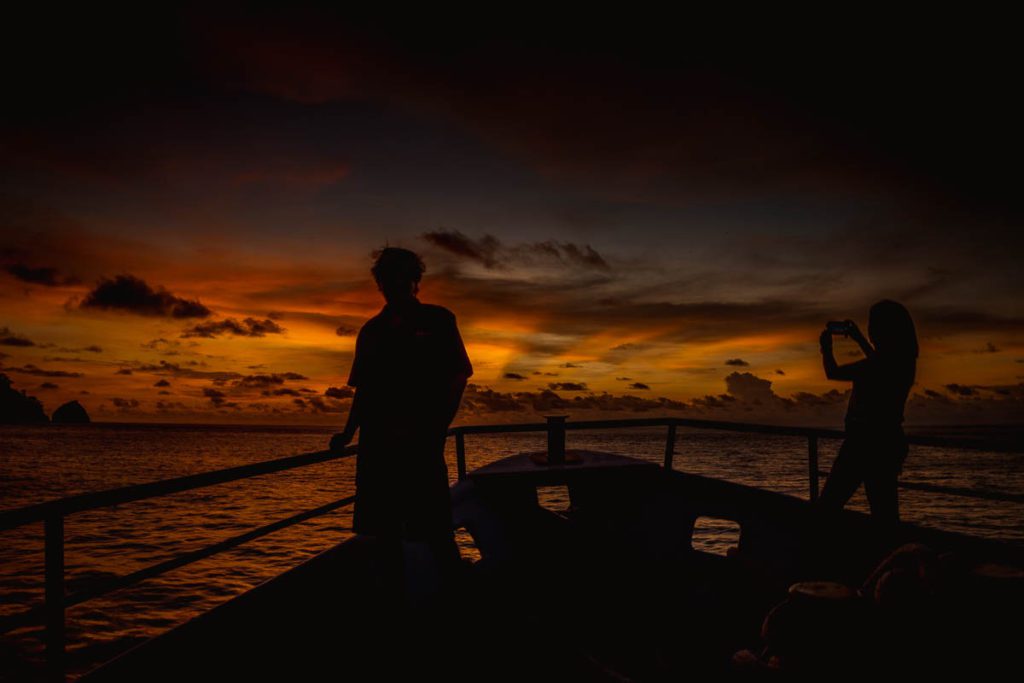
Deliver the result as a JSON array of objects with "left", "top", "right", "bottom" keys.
[{"left": 818, "top": 300, "right": 918, "bottom": 523}]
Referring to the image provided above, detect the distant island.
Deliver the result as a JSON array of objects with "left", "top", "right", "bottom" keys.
[
  {"left": 0, "top": 373, "right": 90, "bottom": 424},
  {"left": 52, "top": 400, "right": 90, "bottom": 424}
]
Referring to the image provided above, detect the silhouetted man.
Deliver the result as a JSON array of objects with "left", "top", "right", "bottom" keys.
[{"left": 330, "top": 247, "right": 472, "bottom": 598}]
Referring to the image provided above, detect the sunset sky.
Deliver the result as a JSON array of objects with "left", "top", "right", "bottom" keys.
[{"left": 2, "top": 9, "right": 1021, "bottom": 425}]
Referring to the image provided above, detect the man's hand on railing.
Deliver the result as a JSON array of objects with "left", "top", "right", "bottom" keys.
[{"left": 329, "top": 430, "right": 354, "bottom": 453}]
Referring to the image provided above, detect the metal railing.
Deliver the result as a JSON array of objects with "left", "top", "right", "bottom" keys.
[
  {"left": 450, "top": 416, "right": 1024, "bottom": 504},
  {"left": 1, "top": 417, "right": 1020, "bottom": 680},
  {"left": 0, "top": 445, "right": 359, "bottom": 682}
]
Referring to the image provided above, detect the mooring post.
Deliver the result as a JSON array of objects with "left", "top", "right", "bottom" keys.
[
  {"left": 546, "top": 415, "right": 567, "bottom": 465},
  {"left": 45, "top": 514, "right": 65, "bottom": 683},
  {"left": 663, "top": 422, "right": 677, "bottom": 470},
  {"left": 455, "top": 430, "right": 467, "bottom": 481},
  {"left": 808, "top": 435, "right": 819, "bottom": 502}
]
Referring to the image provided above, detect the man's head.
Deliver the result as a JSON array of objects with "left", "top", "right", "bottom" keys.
[{"left": 371, "top": 247, "right": 425, "bottom": 303}]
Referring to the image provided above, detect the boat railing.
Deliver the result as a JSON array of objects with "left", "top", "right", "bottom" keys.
[
  {"left": 451, "top": 416, "right": 1024, "bottom": 504},
  {"left": 0, "top": 445, "right": 359, "bottom": 681},
  {"left": 1, "top": 417, "right": 1020, "bottom": 681}
]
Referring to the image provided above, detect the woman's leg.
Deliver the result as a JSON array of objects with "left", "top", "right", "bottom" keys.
[
  {"left": 863, "top": 464, "right": 900, "bottom": 525},
  {"left": 818, "top": 438, "right": 864, "bottom": 512}
]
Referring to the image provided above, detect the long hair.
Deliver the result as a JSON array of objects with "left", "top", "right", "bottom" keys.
[{"left": 868, "top": 300, "right": 918, "bottom": 382}]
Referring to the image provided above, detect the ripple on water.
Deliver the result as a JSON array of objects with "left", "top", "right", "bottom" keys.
[{"left": 0, "top": 423, "right": 1021, "bottom": 679}]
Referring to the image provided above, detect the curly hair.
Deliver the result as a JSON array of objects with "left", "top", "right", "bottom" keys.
[{"left": 370, "top": 247, "right": 426, "bottom": 289}]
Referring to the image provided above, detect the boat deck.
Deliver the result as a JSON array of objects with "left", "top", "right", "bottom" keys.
[{"left": 81, "top": 447, "right": 1024, "bottom": 680}]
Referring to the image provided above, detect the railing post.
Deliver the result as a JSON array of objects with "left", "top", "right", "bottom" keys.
[
  {"left": 45, "top": 514, "right": 65, "bottom": 682},
  {"left": 455, "top": 430, "right": 467, "bottom": 481},
  {"left": 808, "top": 436, "right": 819, "bottom": 502},
  {"left": 546, "top": 415, "right": 567, "bottom": 465},
  {"left": 663, "top": 421, "right": 677, "bottom": 470}
]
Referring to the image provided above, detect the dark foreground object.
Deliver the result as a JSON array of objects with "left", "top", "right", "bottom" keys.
[
  {"left": 83, "top": 450, "right": 1024, "bottom": 681},
  {"left": 51, "top": 400, "right": 90, "bottom": 424}
]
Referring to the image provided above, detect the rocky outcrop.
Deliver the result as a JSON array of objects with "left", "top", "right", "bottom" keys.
[
  {"left": 0, "top": 373, "right": 49, "bottom": 424},
  {"left": 52, "top": 400, "right": 90, "bottom": 424}
]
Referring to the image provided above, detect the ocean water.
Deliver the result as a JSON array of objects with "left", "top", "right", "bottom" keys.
[{"left": 1, "top": 422, "right": 1022, "bottom": 680}]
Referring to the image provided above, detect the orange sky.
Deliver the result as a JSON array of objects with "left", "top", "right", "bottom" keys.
[
  {"left": 1, "top": 12, "right": 1022, "bottom": 426},
  {"left": 1, "top": 236, "right": 1020, "bottom": 426}
]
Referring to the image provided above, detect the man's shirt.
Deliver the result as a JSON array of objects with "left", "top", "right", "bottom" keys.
[{"left": 347, "top": 299, "right": 472, "bottom": 431}]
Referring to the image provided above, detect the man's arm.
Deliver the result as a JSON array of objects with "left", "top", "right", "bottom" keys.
[
  {"left": 330, "top": 388, "right": 362, "bottom": 452},
  {"left": 442, "top": 311, "right": 472, "bottom": 427},
  {"left": 443, "top": 374, "right": 468, "bottom": 427}
]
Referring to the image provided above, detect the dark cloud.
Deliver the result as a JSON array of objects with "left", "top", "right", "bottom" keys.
[
  {"left": 724, "top": 372, "right": 776, "bottom": 404},
  {"left": 154, "top": 379, "right": 171, "bottom": 387},
  {"left": 4, "top": 263, "right": 79, "bottom": 286},
  {"left": 133, "top": 360, "right": 242, "bottom": 382},
  {"left": 429, "top": 269, "right": 834, "bottom": 348},
  {"left": 422, "top": 230, "right": 609, "bottom": 271},
  {"left": 974, "top": 342, "right": 1000, "bottom": 354},
  {"left": 38, "top": 382, "right": 58, "bottom": 390},
  {"left": 503, "top": 372, "right": 527, "bottom": 381},
  {"left": 629, "top": 382, "right": 650, "bottom": 390},
  {"left": 459, "top": 384, "right": 688, "bottom": 416},
  {"left": 1, "top": 364, "right": 83, "bottom": 378},
  {"left": 115, "top": 368, "right": 133, "bottom": 375},
  {"left": 111, "top": 397, "right": 140, "bottom": 409},
  {"left": 181, "top": 317, "right": 285, "bottom": 338},
  {"left": 299, "top": 395, "right": 341, "bottom": 413},
  {"left": 203, "top": 387, "right": 228, "bottom": 406},
  {"left": 788, "top": 390, "right": 848, "bottom": 407},
  {"left": 460, "top": 385, "right": 524, "bottom": 412},
  {"left": 422, "top": 231, "right": 500, "bottom": 267},
  {"left": 142, "top": 338, "right": 179, "bottom": 349},
  {"left": 55, "top": 345, "right": 102, "bottom": 353},
  {"left": 325, "top": 386, "right": 354, "bottom": 399},
  {"left": 0, "top": 327, "right": 35, "bottom": 347},
  {"left": 615, "top": 377, "right": 632, "bottom": 381},
  {"left": 262, "top": 388, "right": 302, "bottom": 397},
  {"left": 611, "top": 343, "right": 648, "bottom": 352},
  {"left": 335, "top": 324, "right": 358, "bottom": 336},
  {"left": 560, "top": 362, "right": 581, "bottom": 368},
  {"left": 456, "top": 373, "right": 1024, "bottom": 424},
  {"left": 775, "top": 369, "right": 786, "bottom": 375},
  {"left": 80, "top": 275, "right": 211, "bottom": 318},
  {"left": 725, "top": 358, "right": 750, "bottom": 367},
  {"left": 548, "top": 382, "right": 588, "bottom": 391},
  {"left": 690, "top": 394, "right": 738, "bottom": 410},
  {"left": 944, "top": 383, "right": 977, "bottom": 397},
  {"left": 238, "top": 375, "right": 285, "bottom": 389},
  {"left": 231, "top": 372, "right": 307, "bottom": 389}
]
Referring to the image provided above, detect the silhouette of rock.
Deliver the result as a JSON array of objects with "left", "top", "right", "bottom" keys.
[
  {"left": 52, "top": 400, "right": 90, "bottom": 424},
  {"left": 0, "top": 373, "right": 49, "bottom": 424}
]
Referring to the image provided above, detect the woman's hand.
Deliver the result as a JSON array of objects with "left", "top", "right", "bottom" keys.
[
  {"left": 845, "top": 320, "right": 867, "bottom": 344},
  {"left": 845, "top": 319, "right": 875, "bottom": 358},
  {"left": 819, "top": 328, "right": 833, "bottom": 352}
]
